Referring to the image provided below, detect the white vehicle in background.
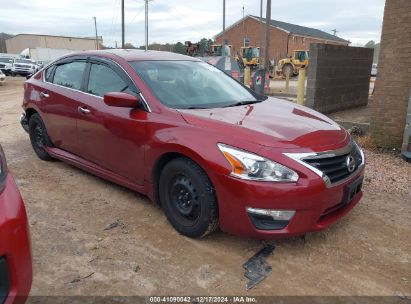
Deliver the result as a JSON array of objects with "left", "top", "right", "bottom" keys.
[
  {"left": 0, "top": 57, "right": 13, "bottom": 75},
  {"left": 371, "top": 63, "right": 378, "bottom": 76},
  {"left": 0, "top": 70, "right": 5, "bottom": 85},
  {"left": 11, "top": 58, "right": 36, "bottom": 76}
]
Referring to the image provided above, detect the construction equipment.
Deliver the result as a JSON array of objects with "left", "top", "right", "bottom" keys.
[
  {"left": 239, "top": 46, "right": 261, "bottom": 67},
  {"left": 276, "top": 50, "right": 309, "bottom": 78},
  {"left": 185, "top": 41, "right": 200, "bottom": 56},
  {"left": 209, "top": 44, "right": 232, "bottom": 56}
]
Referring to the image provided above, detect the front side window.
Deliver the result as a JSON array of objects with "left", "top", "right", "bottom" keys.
[
  {"left": 130, "top": 60, "right": 263, "bottom": 109},
  {"left": 53, "top": 61, "right": 86, "bottom": 90},
  {"left": 87, "top": 64, "right": 132, "bottom": 97}
]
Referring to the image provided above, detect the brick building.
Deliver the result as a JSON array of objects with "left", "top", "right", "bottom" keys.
[
  {"left": 370, "top": 0, "right": 411, "bottom": 150},
  {"left": 214, "top": 15, "right": 349, "bottom": 62}
]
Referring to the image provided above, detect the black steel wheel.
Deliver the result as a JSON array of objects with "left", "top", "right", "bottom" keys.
[
  {"left": 28, "top": 113, "right": 53, "bottom": 161},
  {"left": 159, "top": 157, "right": 219, "bottom": 238}
]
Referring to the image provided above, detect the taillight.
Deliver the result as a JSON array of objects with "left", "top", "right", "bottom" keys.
[{"left": 0, "top": 145, "right": 7, "bottom": 193}]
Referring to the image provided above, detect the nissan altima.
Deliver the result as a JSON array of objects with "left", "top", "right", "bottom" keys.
[{"left": 20, "top": 50, "right": 364, "bottom": 239}]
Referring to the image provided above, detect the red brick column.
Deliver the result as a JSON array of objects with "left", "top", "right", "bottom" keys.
[{"left": 370, "top": 0, "right": 411, "bottom": 149}]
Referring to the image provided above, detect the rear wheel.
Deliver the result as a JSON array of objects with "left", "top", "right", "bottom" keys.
[
  {"left": 159, "top": 157, "right": 219, "bottom": 238},
  {"left": 28, "top": 113, "right": 53, "bottom": 161}
]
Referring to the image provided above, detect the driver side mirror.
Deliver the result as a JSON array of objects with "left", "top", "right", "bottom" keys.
[{"left": 104, "top": 92, "right": 140, "bottom": 108}]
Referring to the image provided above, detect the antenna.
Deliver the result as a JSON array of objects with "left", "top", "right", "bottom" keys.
[{"left": 331, "top": 29, "right": 338, "bottom": 36}]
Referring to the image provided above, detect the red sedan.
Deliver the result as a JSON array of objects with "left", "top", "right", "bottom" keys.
[
  {"left": 0, "top": 144, "right": 32, "bottom": 303},
  {"left": 20, "top": 50, "right": 364, "bottom": 239}
]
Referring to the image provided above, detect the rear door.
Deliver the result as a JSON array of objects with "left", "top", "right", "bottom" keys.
[
  {"left": 76, "top": 58, "right": 147, "bottom": 185},
  {"left": 40, "top": 58, "right": 88, "bottom": 155}
]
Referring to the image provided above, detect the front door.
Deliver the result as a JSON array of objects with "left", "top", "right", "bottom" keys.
[{"left": 76, "top": 60, "right": 147, "bottom": 185}]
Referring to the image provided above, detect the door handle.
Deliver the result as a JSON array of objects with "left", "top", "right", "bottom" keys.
[
  {"left": 40, "top": 92, "right": 49, "bottom": 98},
  {"left": 78, "top": 106, "right": 91, "bottom": 114}
]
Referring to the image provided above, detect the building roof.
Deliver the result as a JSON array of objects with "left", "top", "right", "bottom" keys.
[
  {"left": 215, "top": 15, "right": 349, "bottom": 44},
  {"left": 5, "top": 33, "right": 103, "bottom": 42}
]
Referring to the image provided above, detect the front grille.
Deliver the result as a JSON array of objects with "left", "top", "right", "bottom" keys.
[
  {"left": 303, "top": 144, "right": 362, "bottom": 184},
  {"left": 0, "top": 64, "right": 5, "bottom": 68}
]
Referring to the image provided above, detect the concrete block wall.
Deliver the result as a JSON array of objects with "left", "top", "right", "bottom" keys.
[
  {"left": 305, "top": 44, "right": 373, "bottom": 114},
  {"left": 370, "top": 0, "right": 411, "bottom": 150}
]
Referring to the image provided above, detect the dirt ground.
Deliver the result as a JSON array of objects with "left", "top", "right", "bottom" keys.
[{"left": 0, "top": 77, "right": 410, "bottom": 297}]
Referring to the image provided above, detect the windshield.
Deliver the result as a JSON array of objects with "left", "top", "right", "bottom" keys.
[
  {"left": 243, "top": 48, "right": 259, "bottom": 58},
  {"left": 130, "top": 60, "right": 262, "bottom": 109},
  {"left": 0, "top": 58, "right": 12, "bottom": 63},
  {"left": 15, "top": 59, "right": 33, "bottom": 64}
]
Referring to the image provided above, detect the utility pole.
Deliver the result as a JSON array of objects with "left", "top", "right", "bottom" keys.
[
  {"left": 258, "top": 0, "right": 263, "bottom": 68},
  {"left": 260, "top": 0, "right": 271, "bottom": 94},
  {"left": 121, "top": 0, "right": 125, "bottom": 48},
  {"left": 264, "top": 0, "right": 271, "bottom": 71},
  {"left": 332, "top": 29, "right": 338, "bottom": 36},
  {"left": 242, "top": 6, "right": 245, "bottom": 47},
  {"left": 222, "top": 0, "right": 225, "bottom": 54},
  {"left": 93, "top": 16, "right": 99, "bottom": 50},
  {"left": 145, "top": 0, "right": 148, "bottom": 50},
  {"left": 115, "top": 41, "right": 118, "bottom": 48}
]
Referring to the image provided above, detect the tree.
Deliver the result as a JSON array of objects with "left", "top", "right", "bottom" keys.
[
  {"left": 198, "top": 38, "right": 214, "bottom": 56},
  {"left": 364, "top": 40, "right": 380, "bottom": 63},
  {"left": 124, "top": 43, "right": 137, "bottom": 49},
  {"left": 364, "top": 40, "right": 376, "bottom": 48},
  {"left": 173, "top": 42, "right": 185, "bottom": 54}
]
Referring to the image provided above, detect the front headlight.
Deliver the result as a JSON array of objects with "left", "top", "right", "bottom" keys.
[{"left": 217, "top": 143, "right": 299, "bottom": 182}]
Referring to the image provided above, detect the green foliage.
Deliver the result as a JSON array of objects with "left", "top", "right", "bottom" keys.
[
  {"left": 364, "top": 40, "right": 380, "bottom": 63},
  {"left": 173, "top": 42, "right": 186, "bottom": 54}
]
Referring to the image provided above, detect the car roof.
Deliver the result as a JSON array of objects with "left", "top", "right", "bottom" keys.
[{"left": 69, "top": 49, "right": 200, "bottom": 62}]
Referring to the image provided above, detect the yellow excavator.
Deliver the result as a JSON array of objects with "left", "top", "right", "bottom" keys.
[
  {"left": 210, "top": 44, "right": 232, "bottom": 56},
  {"left": 239, "top": 46, "right": 261, "bottom": 67},
  {"left": 276, "top": 50, "right": 309, "bottom": 77}
]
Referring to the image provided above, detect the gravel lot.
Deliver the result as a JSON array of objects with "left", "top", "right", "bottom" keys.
[{"left": 0, "top": 78, "right": 410, "bottom": 297}]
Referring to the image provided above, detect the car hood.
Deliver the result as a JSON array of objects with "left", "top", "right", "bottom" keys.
[{"left": 177, "top": 97, "right": 349, "bottom": 151}]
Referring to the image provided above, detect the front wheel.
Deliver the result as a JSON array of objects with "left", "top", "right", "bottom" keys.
[
  {"left": 282, "top": 64, "right": 294, "bottom": 78},
  {"left": 159, "top": 158, "right": 219, "bottom": 238},
  {"left": 28, "top": 113, "right": 53, "bottom": 161}
]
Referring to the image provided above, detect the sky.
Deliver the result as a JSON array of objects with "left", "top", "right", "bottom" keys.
[{"left": 0, "top": 0, "right": 385, "bottom": 48}]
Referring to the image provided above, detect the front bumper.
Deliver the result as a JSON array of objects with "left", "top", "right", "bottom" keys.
[
  {"left": 214, "top": 165, "right": 365, "bottom": 239},
  {"left": 0, "top": 174, "right": 32, "bottom": 303},
  {"left": 11, "top": 68, "right": 35, "bottom": 75}
]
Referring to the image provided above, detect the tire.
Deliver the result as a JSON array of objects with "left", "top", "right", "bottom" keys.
[
  {"left": 159, "top": 157, "right": 219, "bottom": 238},
  {"left": 282, "top": 64, "right": 293, "bottom": 78},
  {"left": 28, "top": 113, "right": 53, "bottom": 161}
]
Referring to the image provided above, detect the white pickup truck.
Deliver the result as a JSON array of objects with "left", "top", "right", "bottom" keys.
[
  {"left": 11, "top": 58, "right": 36, "bottom": 76},
  {"left": 0, "top": 57, "right": 13, "bottom": 75}
]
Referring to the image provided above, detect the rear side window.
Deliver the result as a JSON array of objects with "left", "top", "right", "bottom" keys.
[
  {"left": 87, "top": 64, "right": 132, "bottom": 97},
  {"left": 44, "top": 66, "right": 54, "bottom": 82},
  {"left": 53, "top": 61, "right": 86, "bottom": 90}
]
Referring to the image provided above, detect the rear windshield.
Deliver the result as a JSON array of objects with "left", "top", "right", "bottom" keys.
[{"left": 130, "top": 60, "right": 261, "bottom": 109}]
